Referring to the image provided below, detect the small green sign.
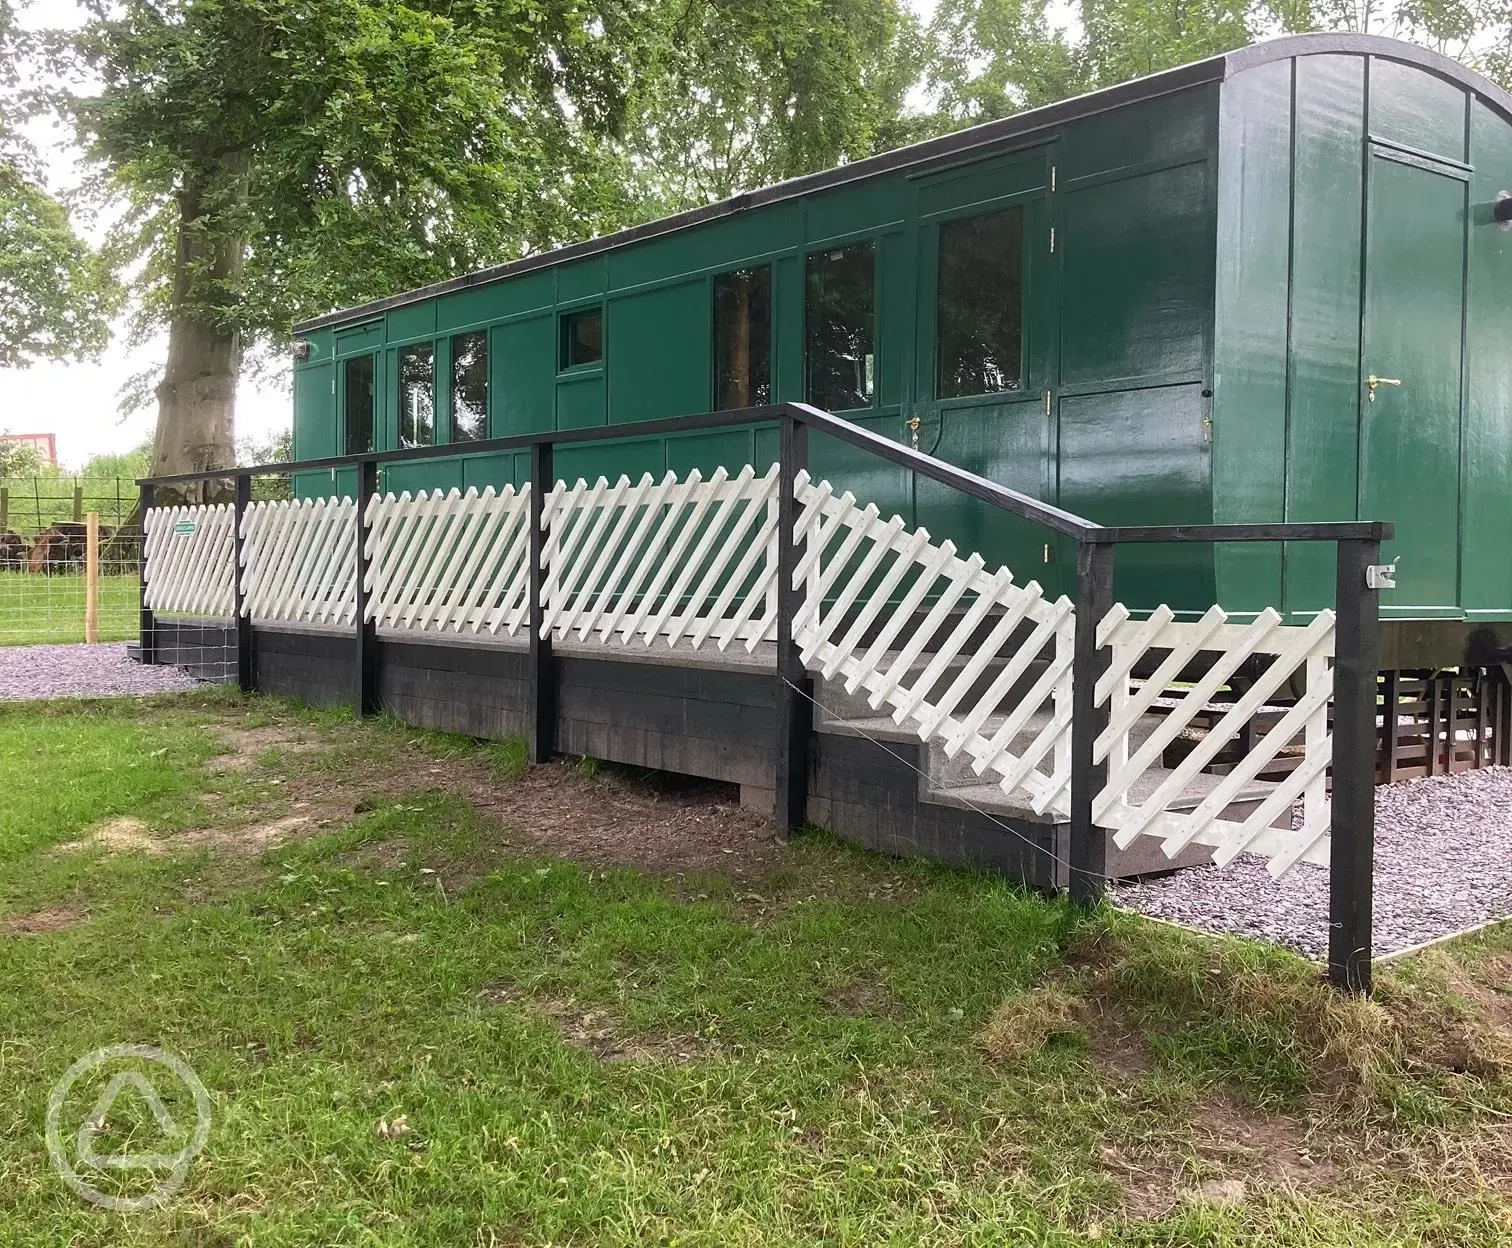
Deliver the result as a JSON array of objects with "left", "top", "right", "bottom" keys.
[{"left": 173, "top": 519, "right": 198, "bottom": 537}]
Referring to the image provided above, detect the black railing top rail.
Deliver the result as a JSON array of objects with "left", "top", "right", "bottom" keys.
[{"left": 138, "top": 401, "right": 1393, "bottom": 546}]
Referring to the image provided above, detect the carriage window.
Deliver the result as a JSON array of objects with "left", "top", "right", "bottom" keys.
[
  {"left": 451, "top": 332, "right": 488, "bottom": 441},
  {"left": 713, "top": 267, "right": 771, "bottom": 410},
  {"left": 805, "top": 243, "right": 875, "bottom": 411},
  {"left": 560, "top": 307, "right": 603, "bottom": 368},
  {"left": 343, "top": 355, "right": 375, "bottom": 455},
  {"left": 936, "top": 206, "right": 1024, "bottom": 398},
  {"left": 398, "top": 344, "right": 435, "bottom": 448}
]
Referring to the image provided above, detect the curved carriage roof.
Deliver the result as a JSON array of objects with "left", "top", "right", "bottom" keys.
[{"left": 296, "top": 33, "right": 1512, "bottom": 334}]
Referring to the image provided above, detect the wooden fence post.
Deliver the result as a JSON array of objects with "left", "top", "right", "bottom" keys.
[
  {"left": 137, "top": 483, "right": 156, "bottom": 664},
  {"left": 353, "top": 458, "right": 380, "bottom": 716},
  {"left": 1329, "top": 537, "right": 1382, "bottom": 993},
  {"left": 774, "top": 413, "right": 811, "bottom": 840},
  {"left": 232, "top": 474, "right": 253, "bottom": 693},
  {"left": 528, "top": 440, "right": 556, "bottom": 765},
  {"left": 85, "top": 511, "right": 100, "bottom": 643},
  {"left": 1069, "top": 538, "right": 1115, "bottom": 902}
]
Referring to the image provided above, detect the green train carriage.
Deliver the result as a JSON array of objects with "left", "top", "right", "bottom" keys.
[{"left": 290, "top": 33, "right": 1512, "bottom": 685}]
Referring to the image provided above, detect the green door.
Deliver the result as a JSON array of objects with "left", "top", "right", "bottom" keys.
[{"left": 1359, "top": 150, "right": 1467, "bottom": 614}]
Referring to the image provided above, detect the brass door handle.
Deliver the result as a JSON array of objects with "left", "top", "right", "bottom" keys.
[
  {"left": 1366, "top": 375, "right": 1402, "bottom": 402},
  {"left": 906, "top": 416, "right": 921, "bottom": 449}
]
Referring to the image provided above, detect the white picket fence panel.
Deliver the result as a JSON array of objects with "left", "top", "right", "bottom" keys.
[
  {"left": 240, "top": 497, "right": 358, "bottom": 625},
  {"left": 1092, "top": 606, "right": 1336, "bottom": 873},
  {"left": 542, "top": 465, "right": 780, "bottom": 650},
  {"left": 364, "top": 485, "right": 533, "bottom": 636},
  {"left": 143, "top": 466, "right": 1344, "bottom": 879},
  {"left": 142, "top": 503, "right": 235, "bottom": 617}
]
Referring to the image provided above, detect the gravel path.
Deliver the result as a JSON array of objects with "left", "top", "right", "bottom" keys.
[
  {"left": 0, "top": 642, "right": 205, "bottom": 701},
  {"left": 1112, "top": 767, "right": 1512, "bottom": 958}
]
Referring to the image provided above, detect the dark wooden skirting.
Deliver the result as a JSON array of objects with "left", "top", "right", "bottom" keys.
[{"left": 140, "top": 620, "right": 1059, "bottom": 888}]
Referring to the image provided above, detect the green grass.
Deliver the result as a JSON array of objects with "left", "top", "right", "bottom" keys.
[
  {"left": 0, "top": 694, "right": 1508, "bottom": 1244},
  {"left": 0, "top": 572, "right": 141, "bottom": 645}
]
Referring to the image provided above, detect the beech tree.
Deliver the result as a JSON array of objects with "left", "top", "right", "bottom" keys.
[
  {"left": 0, "top": 0, "right": 115, "bottom": 369},
  {"left": 65, "top": 0, "right": 644, "bottom": 493}
]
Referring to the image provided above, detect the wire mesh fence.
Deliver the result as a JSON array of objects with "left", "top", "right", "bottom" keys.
[{"left": 0, "top": 474, "right": 294, "bottom": 650}]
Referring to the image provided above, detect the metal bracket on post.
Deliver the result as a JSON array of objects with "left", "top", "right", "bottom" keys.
[
  {"left": 1069, "top": 538, "right": 1115, "bottom": 902},
  {"left": 1330, "top": 537, "right": 1382, "bottom": 993},
  {"left": 137, "top": 482, "right": 156, "bottom": 665},
  {"left": 774, "top": 415, "right": 811, "bottom": 841},
  {"left": 232, "top": 474, "right": 253, "bottom": 693},
  {"left": 353, "top": 458, "right": 379, "bottom": 717},
  {"left": 528, "top": 440, "right": 556, "bottom": 765}
]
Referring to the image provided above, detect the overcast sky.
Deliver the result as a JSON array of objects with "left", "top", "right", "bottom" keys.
[{"left": 0, "top": 0, "right": 965, "bottom": 469}]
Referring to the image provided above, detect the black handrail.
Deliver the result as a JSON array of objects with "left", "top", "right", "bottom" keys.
[{"left": 135, "top": 400, "right": 1389, "bottom": 547}]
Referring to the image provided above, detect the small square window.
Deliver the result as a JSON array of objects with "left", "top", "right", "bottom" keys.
[{"left": 560, "top": 308, "right": 603, "bottom": 369}]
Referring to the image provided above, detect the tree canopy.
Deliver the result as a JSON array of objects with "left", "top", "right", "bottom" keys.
[
  {"left": 2, "top": 0, "right": 1507, "bottom": 477},
  {"left": 0, "top": 0, "right": 116, "bottom": 369}
]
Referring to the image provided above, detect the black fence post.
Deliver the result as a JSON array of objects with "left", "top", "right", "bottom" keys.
[
  {"left": 353, "top": 458, "right": 379, "bottom": 717},
  {"left": 1069, "top": 538, "right": 1115, "bottom": 902},
  {"left": 774, "top": 413, "right": 811, "bottom": 841},
  {"left": 137, "top": 482, "right": 156, "bottom": 665},
  {"left": 1329, "top": 537, "right": 1382, "bottom": 993},
  {"left": 528, "top": 440, "right": 556, "bottom": 765},
  {"left": 232, "top": 473, "right": 253, "bottom": 693}
]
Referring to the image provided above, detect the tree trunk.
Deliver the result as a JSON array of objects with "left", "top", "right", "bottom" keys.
[{"left": 150, "top": 152, "right": 250, "bottom": 504}]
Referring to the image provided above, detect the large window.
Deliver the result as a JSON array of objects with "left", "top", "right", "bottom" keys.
[
  {"left": 713, "top": 267, "right": 771, "bottom": 410},
  {"left": 399, "top": 344, "right": 434, "bottom": 448},
  {"left": 451, "top": 332, "right": 488, "bottom": 441},
  {"left": 560, "top": 308, "right": 603, "bottom": 368},
  {"left": 343, "top": 355, "right": 374, "bottom": 455},
  {"left": 936, "top": 206, "right": 1024, "bottom": 398},
  {"left": 805, "top": 243, "right": 875, "bottom": 411}
]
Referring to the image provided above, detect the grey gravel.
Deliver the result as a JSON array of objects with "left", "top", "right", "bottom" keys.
[
  {"left": 1111, "top": 766, "right": 1512, "bottom": 958},
  {"left": 0, "top": 642, "right": 207, "bottom": 701}
]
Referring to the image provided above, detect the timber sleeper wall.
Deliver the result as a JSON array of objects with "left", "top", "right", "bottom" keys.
[{"left": 146, "top": 618, "right": 1061, "bottom": 888}]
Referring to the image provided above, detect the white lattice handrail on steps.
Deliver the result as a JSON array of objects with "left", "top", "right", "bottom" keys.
[{"left": 145, "top": 464, "right": 1342, "bottom": 879}]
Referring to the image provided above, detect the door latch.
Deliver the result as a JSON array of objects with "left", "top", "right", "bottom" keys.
[
  {"left": 906, "top": 416, "right": 921, "bottom": 449},
  {"left": 1366, "top": 561, "right": 1398, "bottom": 590},
  {"left": 1366, "top": 375, "right": 1402, "bottom": 402}
]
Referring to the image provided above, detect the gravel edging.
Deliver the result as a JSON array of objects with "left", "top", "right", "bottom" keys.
[
  {"left": 0, "top": 642, "right": 206, "bottom": 701},
  {"left": 1111, "top": 766, "right": 1512, "bottom": 959}
]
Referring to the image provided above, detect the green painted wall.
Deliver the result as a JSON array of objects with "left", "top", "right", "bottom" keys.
[
  {"left": 292, "top": 42, "right": 1512, "bottom": 625},
  {"left": 1212, "top": 50, "right": 1512, "bottom": 624}
]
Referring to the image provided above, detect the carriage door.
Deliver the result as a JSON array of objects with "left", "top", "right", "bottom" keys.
[
  {"left": 912, "top": 148, "right": 1056, "bottom": 590},
  {"left": 1358, "top": 148, "right": 1467, "bottom": 613}
]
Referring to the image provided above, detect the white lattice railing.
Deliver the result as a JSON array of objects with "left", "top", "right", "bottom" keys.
[
  {"left": 365, "top": 485, "right": 532, "bottom": 635},
  {"left": 542, "top": 466, "right": 779, "bottom": 650},
  {"left": 143, "top": 503, "right": 236, "bottom": 617},
  {"left": 792, "top": 470, "right": 1076, "bottom": 819},
  {"left": 1093, "top": 606, "right": 1335, "bottom": 873},
  {"left": 242, "top": 497, "right": 359, "bottom": 626},
  {"left": 144, "top": 466, "right": 1342, "bottom": 878}
]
